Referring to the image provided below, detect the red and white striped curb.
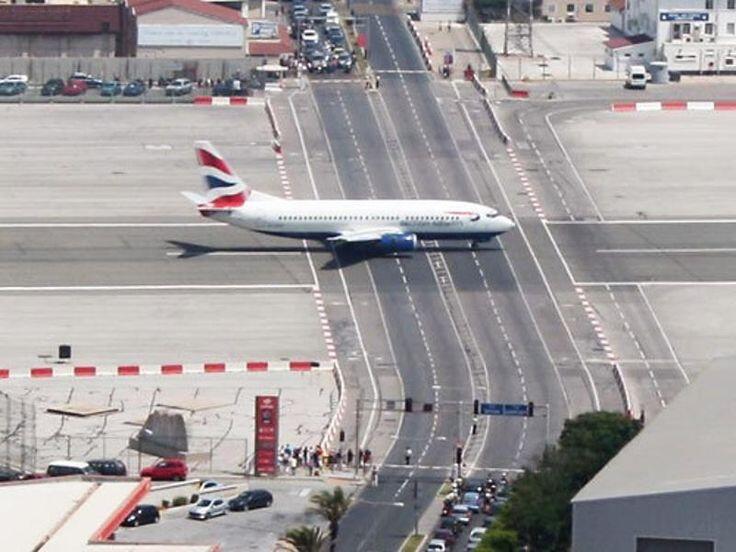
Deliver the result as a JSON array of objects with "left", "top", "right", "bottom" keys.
[
  {"left": 507, "top": 146, "right": 546, "bottom": 222},
  {"left": 193, "top": 96, "right": 266, "bottom": 107},
  {"left": 574, "top": 287, "right": 617, "bottom": 362},
  {"left": 611, "top": 100, "right": 736, "bottom": 112},
  {"left": 0, "top": 360, "right": 330, "bottom": 379}
]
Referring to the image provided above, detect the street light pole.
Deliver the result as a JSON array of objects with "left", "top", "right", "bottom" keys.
[{"left": 354, "top": 397, "right": 361, "bottom": 476}]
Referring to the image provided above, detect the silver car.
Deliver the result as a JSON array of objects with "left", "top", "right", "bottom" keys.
[
  {"left": 165, "top": 78, "right": 193, "bottom": 96},
  {"left": 188, "top": 497, "right": 227, "bottom": 520}
]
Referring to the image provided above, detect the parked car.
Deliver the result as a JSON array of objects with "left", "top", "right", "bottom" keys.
[
  {"left": 0, "top": 74, "right": 29, "bottom": 85},
  {"left": 427, "top": 539, "right": 447, "bottom": 552},
  {"left": 63, "top": 80, "right": 87, "bottom": 96},
  {"left": 165, "top": 78, "right": 193, "bottom": 96},
  {"left": 47, "top": 460, "right": 95, "bottom": 477},
  {"left": 121, "top": 504, "right": 160, "bottom": 527},
  {"left": 71, "top": 72, "right": 103, "bottom": 88},
  {"left": 451, "top": 504, "right": 472, "bottom": 525},
  {"left": 199, "top": 479, "right": 224, "bottom": 491},
  {"left": 140, "top": 458, "right": 188, "bottom": 481},
  {"left": 228, "top": 489, "right": 273, "bottom": 511},
  {"left": 213, "top": 79, "right": 247, "bottom": 97},
  {"left": 188, "top": 497, "right": 227, "bottom": 520},
  {"left": 0, "top": 82, "right": 26, "bottom": 96},
  {"left": 41, "top": 78, "right": 65, "bottom": 96},
  {"left": 467, "top": 527, "right": 487, "bottom": 550},
  {"left": 0, "top": 467, "right": 28, "bottom": 481},
  {"left": 88, "top": 458, "right": 127, "bottom": 476},
  {"left": 100, "top": 81, "right": 122, "bottom": 96},
  {"left": 123, "top": 80, "right": 146, "bottom": 97}
]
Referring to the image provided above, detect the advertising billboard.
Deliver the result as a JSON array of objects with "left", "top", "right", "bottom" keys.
[
  {"left": 254, "top": 395, "right": 279, "bottom": 475},
  {"left": 138, "top": 24, "right": 244, "bottom": 47}
]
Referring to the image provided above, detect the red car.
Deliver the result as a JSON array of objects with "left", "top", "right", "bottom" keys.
[
  {"left": 63, "top": 79, "right": 87, "bottom": 96},
  {"left": 140, "top": 458, "right": 188, "bottom": 481}
]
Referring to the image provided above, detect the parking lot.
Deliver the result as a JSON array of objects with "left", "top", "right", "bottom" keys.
[{"left": 115, "top": 478, "right": 353, "bottom": 551}]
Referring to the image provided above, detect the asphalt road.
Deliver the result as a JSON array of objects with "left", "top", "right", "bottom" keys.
[{"left": 305, "top": 10, "right": 578, "bottom": 550}]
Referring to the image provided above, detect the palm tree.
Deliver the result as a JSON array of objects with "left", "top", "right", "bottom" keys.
[
  {"left": 308, "top": 486, "right": 351, "bottom": 552},
  {"left": 284, "top": 525, "right": 327, "bottom": 552}
]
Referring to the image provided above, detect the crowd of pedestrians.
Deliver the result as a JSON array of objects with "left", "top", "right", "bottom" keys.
[{"left": 278, "top": 444, "right": 373, "bottom": 476}]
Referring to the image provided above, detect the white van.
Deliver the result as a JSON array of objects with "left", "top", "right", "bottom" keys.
[
  {"left": 626, "top": 65, "right": 648, "bottom": 89},
  {"left": 46, "top": 460, "right": 95, "bottom": 477}
]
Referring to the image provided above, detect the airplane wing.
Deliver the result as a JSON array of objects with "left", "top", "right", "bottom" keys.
[{"left": 327, "top": 228, "right": 397, "bottom": 244}]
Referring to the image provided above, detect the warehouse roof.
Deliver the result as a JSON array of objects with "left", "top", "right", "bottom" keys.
[
  {"left": 1, "top": 476, "right": 216, "bottom": 551},
  {"left": 574, "top": 361, "right": 736, "bottom": 503}
]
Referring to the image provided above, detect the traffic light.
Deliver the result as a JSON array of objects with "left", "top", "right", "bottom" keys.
[
  {"left": 527, "top": 401, "right": 535, "bottom": 417},
  {"left": 404, "top": 398, "right": 413, "bottom": 412},
  {"left": 473, "top": 399, "right": 479, "bottom": 415},
  {"left": 339, "top": 430, "right": 345, "bottom": 443},
  {"left": 455, "top": 445, "right": 463, "bottom": 465},
  {"left": 423, "top": 402, "right": 433, "bottom": 412}
]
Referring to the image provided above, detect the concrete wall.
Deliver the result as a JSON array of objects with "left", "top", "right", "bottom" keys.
[
  {"left": 541, "top": 0, "right": 612, "bottom": 22},
  {"left": 573, "top": 487, "right": 736, "bottom": 552},
  {"left": 0, "top": 57, "right": 256, "bottom": 83},
  {"left": 0, "top": 34, "right": 116, "bottom": 58}
]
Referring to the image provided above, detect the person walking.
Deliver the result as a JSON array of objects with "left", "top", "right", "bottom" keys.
[
  {"left": 371, "top": 464, "right": 379, "bottom": 486},
  {"left": 347, "top": 448, "right": 354, "bottom": 466},
  {"left": 405, "top": 447, "right": 413, "bottom": 466}
]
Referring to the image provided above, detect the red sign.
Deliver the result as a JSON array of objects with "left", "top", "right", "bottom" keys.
[
  {"left": 254, "top": 395, "right": 279, "bottom": 475},
  {"left": 357, "top": 33, "right": 367, "bottom": 49}
]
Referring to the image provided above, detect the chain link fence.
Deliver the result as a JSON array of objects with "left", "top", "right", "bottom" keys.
[{"left": 0, "top": 391, "right": 37, "bottom": 473}]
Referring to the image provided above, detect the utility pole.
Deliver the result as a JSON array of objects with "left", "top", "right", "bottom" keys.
[
  {"left": 529, "top": 0, "right": 534, "bottom": 57},
  {"left": 504, "top": 0, "right": 511, "bottom": 55},
  {"left": 413, "top": 478, "right": 419, "bottom": 535}
]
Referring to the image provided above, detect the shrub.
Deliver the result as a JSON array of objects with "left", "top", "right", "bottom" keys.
[{"left": 172, "top": 496, "right": 188, "bottom": 507}]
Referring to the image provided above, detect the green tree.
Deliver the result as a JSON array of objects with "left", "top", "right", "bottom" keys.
[
  {"left": 498, "top": 411, "right": 641, "bottom": 551},
  {"left": 308, "top": 486, "right": 351, "bottom": 552},
  {"left": 284, "top": 526, "right": 327, "bottom": 552},
  {"left": 476, "top": 521, "right": 519, "bottom": 552}
]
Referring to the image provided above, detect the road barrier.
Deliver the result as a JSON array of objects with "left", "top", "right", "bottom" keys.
[
  {"left": 265, "top": 97, "right": 282, "bottom": 140},
  {"left": 612, "top": 363, "right": 632, "bottom": 415},
  {"left": 0, "top": 360, "right": 332, "bottom": 379},
  {"left": 469, "top": 74, "right": 510, "bottom": 145},
  {"left": 406, "top": 16, "right": 433, "bottom": 71},
  {"left": 193, "top": 96, "right": 249, "bottom": 106},
  {"left": 611, "top": 100, "right": 736, "bottom": 112}
]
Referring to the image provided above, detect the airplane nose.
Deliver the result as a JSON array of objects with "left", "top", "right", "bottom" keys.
[{"left": 498, "top": 215, "right": 515, "bottom": 232}]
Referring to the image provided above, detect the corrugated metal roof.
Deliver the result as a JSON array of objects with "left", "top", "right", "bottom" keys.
[{"left": 574, "top": 361, "right": 736, "bottom": 503}]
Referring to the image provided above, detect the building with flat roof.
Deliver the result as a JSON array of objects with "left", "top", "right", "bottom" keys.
[
  {"left": 541, "top": 0, "right": 613, "bottom": 22},
  {"left": 1, "top": 476, "right": 216, "bottom": 551},
  {"left": 573, "top": 360, "right": 736, "bottom": 552}
]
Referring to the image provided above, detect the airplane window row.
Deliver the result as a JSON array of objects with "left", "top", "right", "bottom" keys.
[{"left": 277, "top": 215, "right": 461, "bottom": 221}]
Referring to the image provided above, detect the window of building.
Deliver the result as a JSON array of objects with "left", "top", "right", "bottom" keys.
[
  {"left": 585, "top": 3, "right": 594, "bottom": 11},
  {"left": 605, "top": 4, "right": 611, "bottom": 11},
  {"left": 705, "top": 22, "right": 714, "bottom": 33},
  {"left": 566, "top": 2, "right": 575, "bottom": 11},
  {"left": 726, "top": 57, "right": 735, "bottom": 65},
  {"left": 705, "top": 0, "right": 713, "bottom": 8},
  {"left": 728, "top": 22, "right": 736, "bottom": 33},
  {"left": 729, "top": 0, "right": 736, "bottom": 7},
  {"left": 548, "top": 4, "right": 556, "bottom": 11}
]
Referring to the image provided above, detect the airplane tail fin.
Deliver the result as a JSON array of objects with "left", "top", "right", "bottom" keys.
[{"left": 193, "top": 141, "right": 279, "bottom": 208}]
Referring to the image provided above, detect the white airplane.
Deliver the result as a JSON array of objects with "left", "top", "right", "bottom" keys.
[{"left": 182, "top": 141, "right": 515, "bottom": 251}]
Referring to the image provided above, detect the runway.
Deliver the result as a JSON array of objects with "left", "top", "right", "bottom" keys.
[{"left": 547, "top": 221, "right": 736, "bottom": 284}]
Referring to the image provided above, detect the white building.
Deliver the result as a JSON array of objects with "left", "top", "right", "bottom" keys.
[{"left": 610, "top": 0, "right": 736, "bottom": 71}]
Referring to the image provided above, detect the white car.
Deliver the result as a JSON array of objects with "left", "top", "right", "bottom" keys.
[
  {"left": 467, "top": 527, "right": 487, "bottom": 550},
  {"left": 325, "top": 9, "right": 340, "bottom": 24},
  {"left": 301, "top": 29, "right": 319, "bottom": 43},
  {"left": 165, "top": 78, "right": 193, "bottom": 96},
  {"left": 317, "top": 2, "right": 333, "bottom": 15},
  {"left": 199, "top": 479, "right": 223, "bottom": 491},
  {"left": 0, "top": 74, "right": 28, "bottom": 84},
  {"left": 427, "top": 539, "right": 447, "bottom": 552},
  {"left": 188, "top": 497, "right": 227, "bottom": 520}
]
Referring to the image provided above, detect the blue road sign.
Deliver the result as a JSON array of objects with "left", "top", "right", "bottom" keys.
[
  {"left": 659, "top": 11, "right": 708, "bottom": 21},
  {"left": 480, "top": 403, "right": 503, "bottom": 415},
  {"left": 479, "top": 403, "right": 529, "bottom": 416}
]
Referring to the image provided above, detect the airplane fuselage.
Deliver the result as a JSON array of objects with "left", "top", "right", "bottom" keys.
[{"left": 203, "top": 199, "right": 514, "bottom": 242}]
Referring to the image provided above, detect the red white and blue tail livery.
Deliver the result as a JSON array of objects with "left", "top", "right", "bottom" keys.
[{"left": 182, "top": 141, "right": 515, "bottom": 251}]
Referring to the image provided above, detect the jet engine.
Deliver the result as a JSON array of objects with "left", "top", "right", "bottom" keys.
[{"left": 378, "top": 233, "right": 418, "bottom": 252}]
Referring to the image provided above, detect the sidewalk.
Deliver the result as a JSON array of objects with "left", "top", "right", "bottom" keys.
[{"left": 415, "top": 21, "right": 488, "bottom": 80}]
